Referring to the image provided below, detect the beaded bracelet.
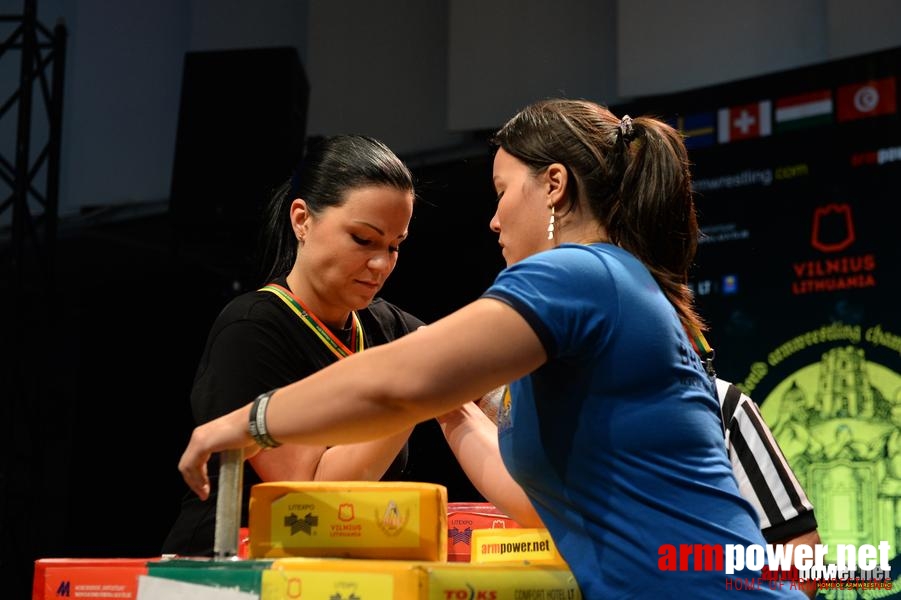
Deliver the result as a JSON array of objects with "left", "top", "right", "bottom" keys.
[{"left": 249, "top": 389, "right": 282, "bottom": 449}]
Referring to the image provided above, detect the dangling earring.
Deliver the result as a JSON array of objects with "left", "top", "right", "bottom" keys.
[{"left": 547, "top": 205, "right": 555, "bottom": 240}]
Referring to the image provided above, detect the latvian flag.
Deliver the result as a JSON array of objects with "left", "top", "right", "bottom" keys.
[
  {"left": 774, "top": 90, "right": 833, "bottom": 132},
  {"left": 836, "top": 76, "right": 897, "bottom": 122},
  {"left": 717, "top": 101, "right": 771, "bottom": 143}
]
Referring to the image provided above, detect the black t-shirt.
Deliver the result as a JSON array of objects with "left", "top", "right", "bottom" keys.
[{"left": 162, "top": 277, "right": 426, "bottom": 556}]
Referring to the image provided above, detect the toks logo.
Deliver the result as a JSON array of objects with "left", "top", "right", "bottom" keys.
[{"left": 443, "top": 588, "right": 498, "bottom": 599}]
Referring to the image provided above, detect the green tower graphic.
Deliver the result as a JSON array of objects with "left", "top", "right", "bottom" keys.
[{"left": 761, "top": 345, "right": 900, "bottom": 598}]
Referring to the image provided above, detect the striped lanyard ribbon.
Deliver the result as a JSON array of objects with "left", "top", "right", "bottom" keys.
[
  {"left": 259, "top": 283, "right": 364, "bottom": 358},
  {"left": 687, "top": 325, "right": 716, "bottom": 378}
]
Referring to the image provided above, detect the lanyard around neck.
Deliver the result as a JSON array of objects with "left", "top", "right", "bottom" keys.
[
  {"left": 259, "top": 283, "right": 365, "bottom": 359},
  {"left": 687, "top": 325, "right": 716, "bottom": 378}
]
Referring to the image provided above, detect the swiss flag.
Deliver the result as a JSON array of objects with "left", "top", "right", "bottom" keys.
[
  {"left": 717, "top": 101, "right": 771, "bottom": 143},
  {"left": 836, "top": 76, "right": 896, "bottom": 122}
]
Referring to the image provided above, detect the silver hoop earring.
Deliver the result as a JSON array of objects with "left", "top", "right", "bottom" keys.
[{"left": 547, "top": 206, "right": 555, "bottom": 240}]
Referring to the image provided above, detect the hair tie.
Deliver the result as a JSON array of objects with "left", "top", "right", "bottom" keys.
[{"left": 618, "top": 115, "right": 634, "bottom": 144}]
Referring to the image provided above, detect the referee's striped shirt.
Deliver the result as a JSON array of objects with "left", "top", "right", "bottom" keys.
[{"left": 716, "top": 378, "right": 819, "bottom": 543}]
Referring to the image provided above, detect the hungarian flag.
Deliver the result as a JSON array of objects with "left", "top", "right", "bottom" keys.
[
  {"left": 836, "top": 76, "right": 896, "bottom": 122},
  {"left": 717, "top": 101, "right": 771, "bottom": 143},
  {"left": 774, "top": 89, "right": 833, "bottom": 132}
]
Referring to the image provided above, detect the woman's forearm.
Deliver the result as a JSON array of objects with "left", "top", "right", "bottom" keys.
[
  {"left": 438, "top": 402, "right": 544, "bottom": 528},
  {"left": 314, "top": 428, "right": 413, "bottom": 481}
]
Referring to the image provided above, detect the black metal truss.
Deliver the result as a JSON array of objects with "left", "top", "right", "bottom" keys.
[{"left": 0, "top": 0, "right": 66, "bottom": 292}]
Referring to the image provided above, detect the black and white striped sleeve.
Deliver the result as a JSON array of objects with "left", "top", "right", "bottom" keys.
[{"left": 716, "top": 378, "right": 818, "bottom": 543}]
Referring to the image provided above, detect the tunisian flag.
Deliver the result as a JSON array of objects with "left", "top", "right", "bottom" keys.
[{"left": 836, "top": 76, "right": 897, "bottom": 122}]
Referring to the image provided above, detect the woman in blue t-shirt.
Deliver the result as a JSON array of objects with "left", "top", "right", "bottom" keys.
[{"left": 178, "top": 99, "right": 805, "bottom": 598}]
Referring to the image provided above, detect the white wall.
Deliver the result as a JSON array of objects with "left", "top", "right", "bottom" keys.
[
  {"left": 447, "top": 0, "right": 618, "bottom": 131},
  {"left": 2, "top": 0, "right": 901, "bottom": 222},
  {"left": 825, "top": 0, "right": 901, "bottom": 58},
  {"left": 186, "top": 0, "right": 307, "bottom": 56},
  {"left": 618, "top": 0, "right": 901, "bottom": 98},
  {"left": 618, "top": 0, "right": 829, "bottom": 96},
  {"left": 305, "top": 0, "right": 461, "bottom": 155},
  {"left": 59, "top": 0, "right": 188, "bottom": 217}
]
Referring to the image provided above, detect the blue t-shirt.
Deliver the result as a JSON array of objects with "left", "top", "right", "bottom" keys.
[{"left": 483, "top": 244, "right": 804, "bottom": 598}]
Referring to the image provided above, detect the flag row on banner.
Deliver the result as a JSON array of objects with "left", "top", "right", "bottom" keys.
[{"left": 665, "top": 76, "right": 897, "bottom": 149}]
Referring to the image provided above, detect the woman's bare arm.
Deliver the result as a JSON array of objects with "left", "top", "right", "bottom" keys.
[
  {"left": 179, "top": 298, "right": 546, "bottom": 499},
  {"left": 248, "top": 428, "right": 413, "bottom": 482},
  {"left": 437, "top": 401, "right": 544, "bottom": 527}
]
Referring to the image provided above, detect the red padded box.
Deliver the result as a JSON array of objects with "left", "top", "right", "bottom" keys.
[
  {"left": 32, "top": 557, "right": 156, "bottom": 600},
  {"left": 446, "top": 502, "right": 521, "bottom": 562}
]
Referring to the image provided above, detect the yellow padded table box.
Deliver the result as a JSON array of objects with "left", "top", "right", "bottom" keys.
[
  {"left": 263, "top": 558, "right": 421, "bottom": 599},
  {"left": 419, "top": 562, "right": 581, "bottom": 599},
  {"left": 249, "top": 481, "right": 447, "bottom": 561},
  {"left": 265, "top": 557, "right": 582, "bottom": 600}
]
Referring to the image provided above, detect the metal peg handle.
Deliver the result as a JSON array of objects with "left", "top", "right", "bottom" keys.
[{"left": 213, "top": 448, "right": 244, "bottom": 559}]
